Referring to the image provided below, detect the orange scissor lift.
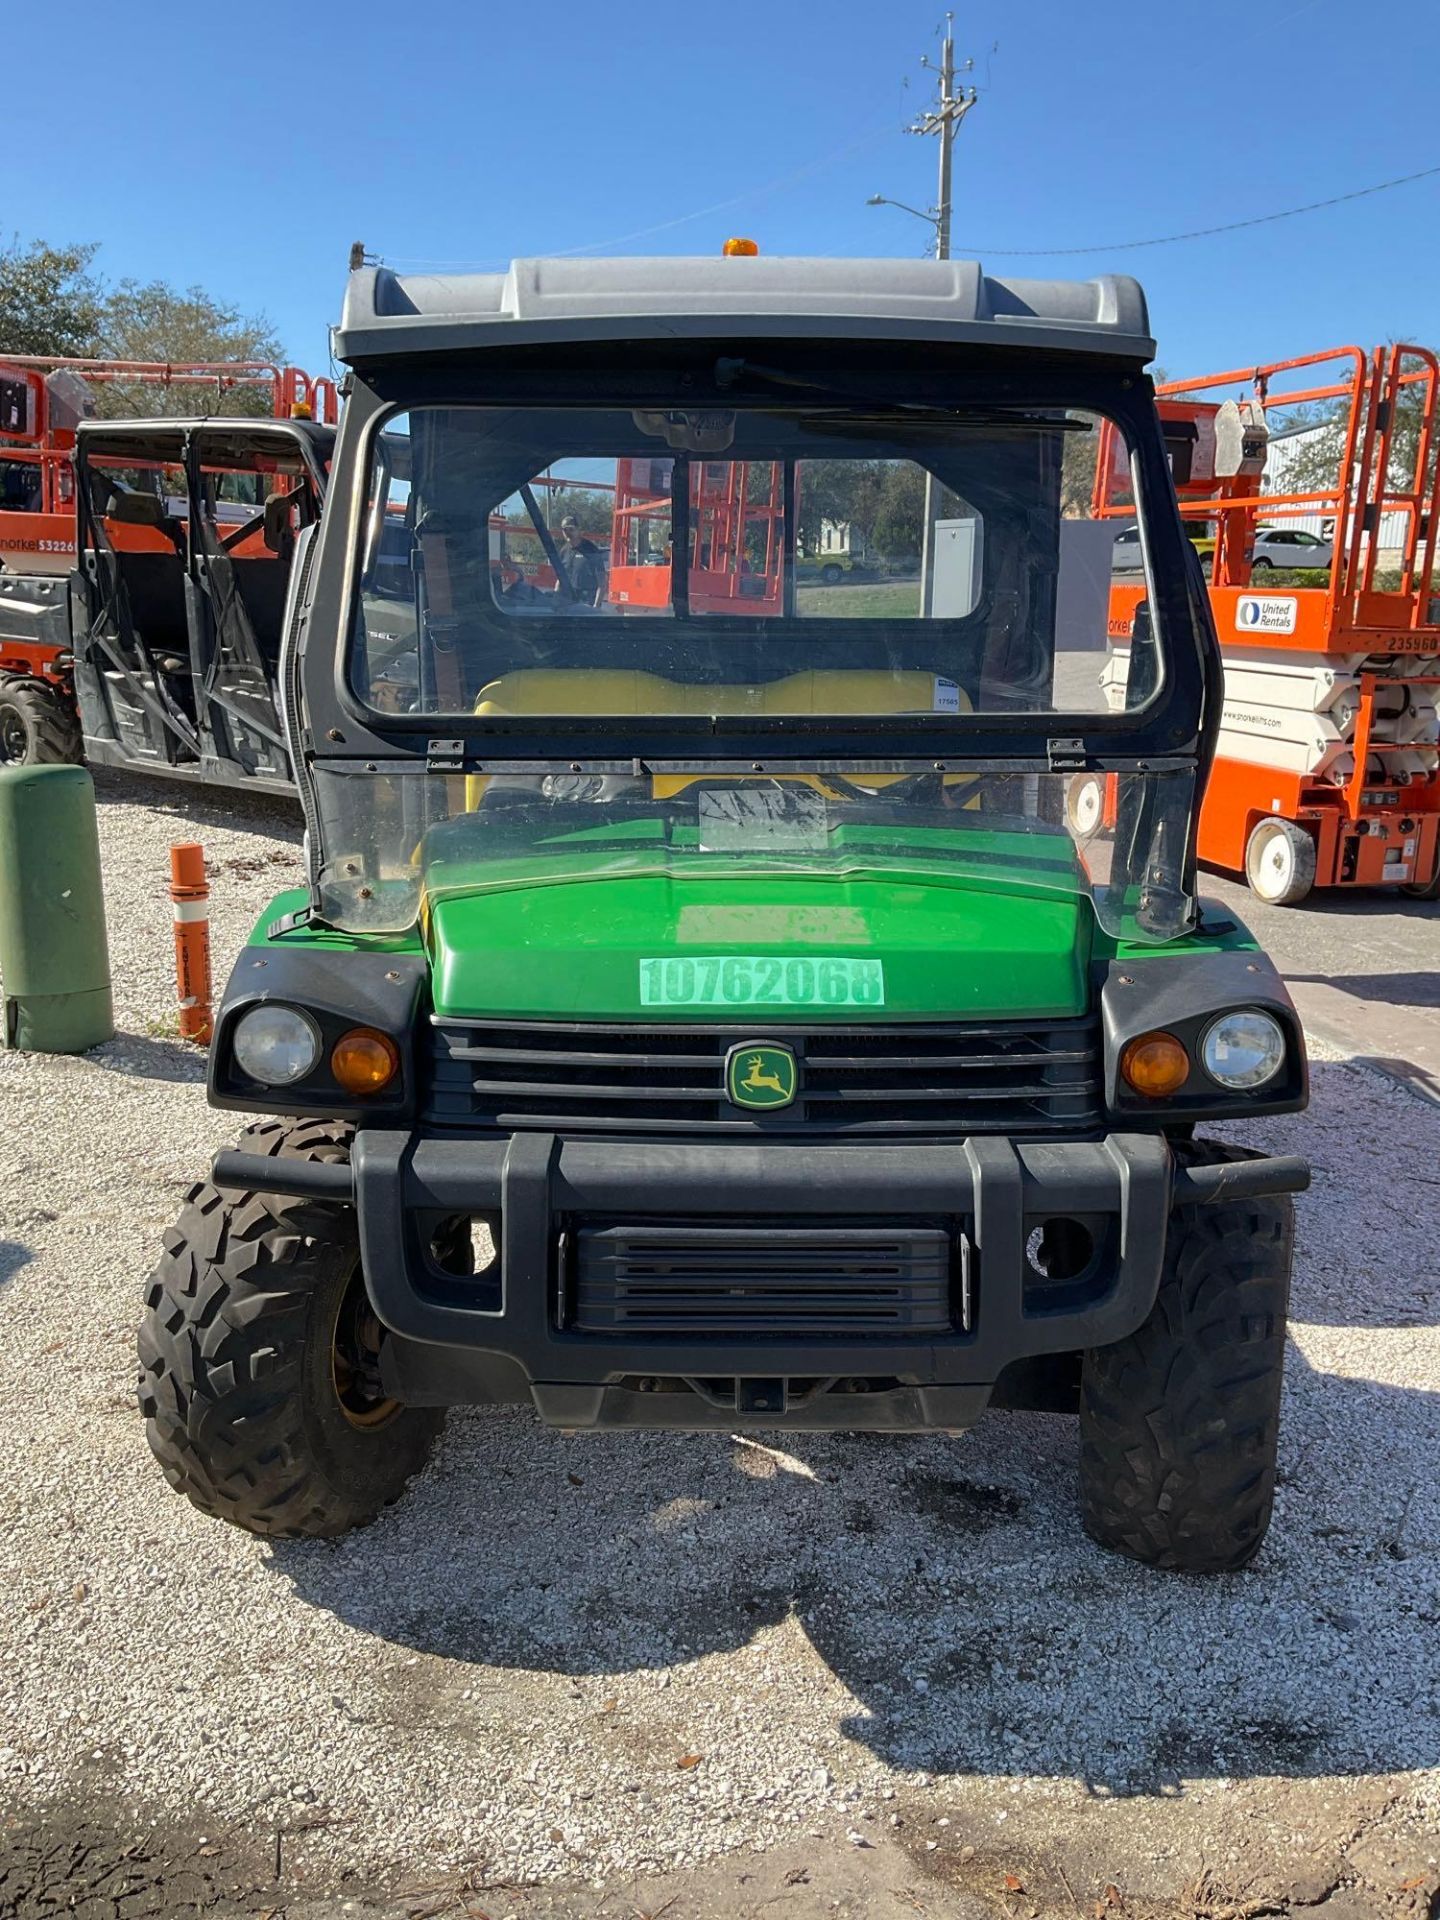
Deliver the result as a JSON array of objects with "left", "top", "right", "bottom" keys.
[
  {"left": 483, "top": 459, "right": 784, "bottom": 612},
  {"left": 1098, "top": 344, "right": 1440, "bottom": 903},
  {"left": 0, "top": 356, "right": 339, "bottom": 581},
  {"left": 609, "top": 456, "right": 783, "bottom": 614}
]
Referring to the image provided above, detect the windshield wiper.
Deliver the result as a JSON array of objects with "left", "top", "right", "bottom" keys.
[{"left": 713, "top": 358, "right": 1091, "bottom": 429}]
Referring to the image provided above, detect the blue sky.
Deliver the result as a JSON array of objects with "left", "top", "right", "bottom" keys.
[{"left": 9, "top": 0, "right": 1439, "bottom": 380}]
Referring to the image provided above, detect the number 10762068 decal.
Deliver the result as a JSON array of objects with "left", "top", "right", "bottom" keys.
[{"left": 638, "top": 954, "right": 885, "bottom": 1008}]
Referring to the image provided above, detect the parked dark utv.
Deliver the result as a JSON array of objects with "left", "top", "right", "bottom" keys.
[
  {"left": 138, "top": 252, "right": 1308, "bottom": 1571},
  {"left": 69, "top": 418, "right": 330, "bottom": 790}
]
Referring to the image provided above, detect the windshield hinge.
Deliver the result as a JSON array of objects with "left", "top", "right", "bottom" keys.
[
  {"left": 1047, "top": 737, "right": 1089, "bottom": 772},
  {"left": 426, "top": 737, "right": 468, "bottom": 774},
  {"left": 266, "top": 904, "right": 314, "bottom": 940}
]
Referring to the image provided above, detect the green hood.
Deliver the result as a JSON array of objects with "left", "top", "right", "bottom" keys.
[{"left": 426, "top": 855, "right": 1092, "bottom": 1023}]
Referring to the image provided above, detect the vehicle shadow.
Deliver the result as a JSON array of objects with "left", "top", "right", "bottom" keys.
[
  {"left": 0, "top": 1240, "right": 33, "bottom": 1290},
  {"left": 90, "top": 768, "right": 301, "bottom": 846},
  {"left": 86, "top": 1032, "right": 207, "bottom": 1085},
  {"left": 1288, "top": 969, "right": 1440, "bottom": 1009},
  {"left": 1199, "top": 868, "right": 1439, "bottom": 923},
  {"left": 271, "top": 1060, "right": 1440, "bottom": 1794},
  {"left": 271, "top": 1362, "right": 1438, "bottom": 1794}
]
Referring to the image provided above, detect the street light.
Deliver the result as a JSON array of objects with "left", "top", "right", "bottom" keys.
[{"left": 865, "top": 193, "right": 942, "bottom": 247}]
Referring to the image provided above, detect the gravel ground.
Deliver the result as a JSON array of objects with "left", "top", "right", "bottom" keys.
[{"left": 1, "top": 770, "right": 1438, "bottom": 1915}]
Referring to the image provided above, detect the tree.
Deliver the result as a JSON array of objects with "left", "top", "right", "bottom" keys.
[
  {"left": 1062, "top": 416, "right": 1104, "bottom": 517},
  {"left": 795, "top": 458, "right": 884, "bottom": 556},
  {"left": 1262, "top": 398, "right": 1347, "bottom": 499},
  {"left": 0, "top": 237, "right": 106, "bottom": 357},
  {"left": 871, "top": 461, "right": 927, "bottom": 561},
  {"left": 96, "top": 279, "right": 287, "bottom": 418},
  {"left": 794, "top": 458, "right": 933, "bottom": 562},
  {"left": 1260, "top": 348, "right": 1437, "bottom": 519},
  {"left": 543, "top": 485, "right": 611, "bottom": 538}
]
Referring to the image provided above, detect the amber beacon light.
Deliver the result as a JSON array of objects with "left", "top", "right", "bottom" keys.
[{"left": 723, "top": 237, "right": 760, "bottom": 256}]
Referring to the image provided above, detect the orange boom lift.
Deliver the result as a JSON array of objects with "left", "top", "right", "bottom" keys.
[{"left": 1097, "top": 344, "right": 1440, "bottom": 903}]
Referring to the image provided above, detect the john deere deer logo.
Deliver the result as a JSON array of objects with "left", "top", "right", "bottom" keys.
[
  {"left": 725, "top": 1041, "right": 797, "bottom": 1111},
  {"left": 742, "top": 1055, "right": 786, "bottom": 1094}
]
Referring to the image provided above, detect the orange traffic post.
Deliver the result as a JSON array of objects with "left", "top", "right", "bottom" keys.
[{"left": 169, "top": 842, "right": 213, "bottom": 1045}]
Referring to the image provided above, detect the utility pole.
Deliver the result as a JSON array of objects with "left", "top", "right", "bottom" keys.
[
  {"left": 866, "top": 17, "right": 977, "bottom": 257},
  {"left": 867, "top": 15, "right": 981, "bottom": 607},
  {"left": 909, "top": 13, "right": 978, "bottom": 260}
]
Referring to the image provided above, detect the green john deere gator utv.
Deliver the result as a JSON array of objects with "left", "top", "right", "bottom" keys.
[{"left": 138, "top": 251, "right": 1310, "bottom": 1572}]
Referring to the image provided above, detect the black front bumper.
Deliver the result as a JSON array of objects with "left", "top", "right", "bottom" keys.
[{"left": 212, "top": 1130, "right": 1308, "bottom": 1432}]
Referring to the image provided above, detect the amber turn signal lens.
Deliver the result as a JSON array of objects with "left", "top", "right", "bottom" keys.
[
  {"left": 331, "top": 1027, "right": 400, "bottom": 1096},
  {"left": 1120, "top": 1031, "right": 1190, "bottom": 1098}
]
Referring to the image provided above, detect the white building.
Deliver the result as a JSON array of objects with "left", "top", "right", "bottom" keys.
[{"left": 1261, "top": 422, "right": 1412, "bottom": 554}]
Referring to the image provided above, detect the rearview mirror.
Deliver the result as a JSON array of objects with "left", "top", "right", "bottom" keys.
[
  {"left": 632, "top": 408, "right": 735, "bottom": 453},
  {"left": 262, "top": 492, "right": 293, "bottom": 555}
]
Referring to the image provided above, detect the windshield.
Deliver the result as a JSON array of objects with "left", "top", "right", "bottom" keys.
[
  {"left": 314, "top": 397, "right": 1194, "bottom": 948},
  {"left": 348, "top": 403, "right": 1160, "bottom": 720},
  {"left": 311, "top": 761, "right": 1195, "bottom": 948}
]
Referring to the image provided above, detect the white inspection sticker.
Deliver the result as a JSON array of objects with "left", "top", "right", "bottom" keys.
[
  {"left": 1236, "top": 594, "right": 1299, "bottom": 635},
  {"left": 933, "top": 675, "right": 962, "bottom": 712}
]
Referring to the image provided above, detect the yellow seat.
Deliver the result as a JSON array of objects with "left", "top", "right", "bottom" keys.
[
  {"left": 473, "top": 667, "right": 968, "bottom": 719},
  {"left": 464, "top": 669, "right": 975, "bottom": 808}
]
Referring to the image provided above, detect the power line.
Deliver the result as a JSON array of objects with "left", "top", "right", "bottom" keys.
[
  {"left": 386, "top": 121, "right": 896, "bottom": 274},
  {"left": 955, "top": 160, "right": 1440, "bottom": 257},
  {"left": 547, "top": 122, "right": 895, "bottom": 258}
]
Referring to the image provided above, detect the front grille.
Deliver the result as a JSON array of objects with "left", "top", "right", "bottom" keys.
[
  {"left": 570, "top": 1221, "right": 955, "bottom": 1334},
  {"left": 426, "top": 1017, "right": 1101, "bottom": 1135}
]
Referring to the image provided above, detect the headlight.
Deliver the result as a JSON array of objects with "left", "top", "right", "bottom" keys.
[
  {"left": 232, "top": 1004, "right": 322, "bottom": 1086},
  {"left": 1201, "top": 1009, "right": 1286, "bottom": 1090}
]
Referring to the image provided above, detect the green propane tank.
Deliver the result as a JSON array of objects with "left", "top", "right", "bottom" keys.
[{"left": 0, "top": 764, "right": 114, "bottom": 1053}]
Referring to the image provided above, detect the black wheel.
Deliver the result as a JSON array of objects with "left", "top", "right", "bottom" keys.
[
  {"left": 1079, "top": 1142, "right": 1293, "bottom": 1573},
  {"left": 1400, "top": 860, "right": 1440, "bottom": 900},
  {"left": 137, "top": 1118, "right": 444, "bottom": 1538},
  {"left": 1250, "top": 555, "right": 1273, "bottom": 571},
  {"left": 820, "top": 562, "right": 843, "bottom": 585},
  {"left": 1244, "top": 816, "right": 1317, "bottom": 906},
  {"left": 0, "top": 672, "right": 83, "bottom": 766}
]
